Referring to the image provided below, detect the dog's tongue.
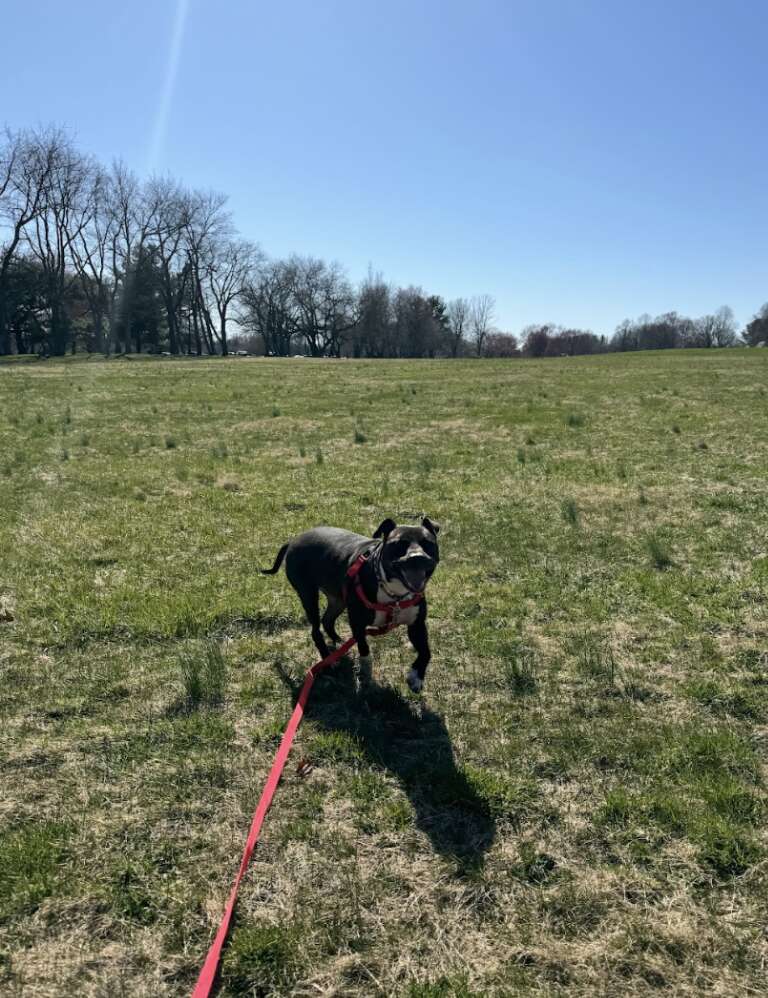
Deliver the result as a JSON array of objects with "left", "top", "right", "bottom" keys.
[{"left": 402, "top": 565, "right": 426, "bottom": 592}]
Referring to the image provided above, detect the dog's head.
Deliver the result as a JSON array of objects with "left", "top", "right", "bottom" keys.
[{"left": 373, "top": 516, "right": 440, "bottom": 593}]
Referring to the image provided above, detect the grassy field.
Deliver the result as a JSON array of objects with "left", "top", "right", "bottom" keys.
[{"left": 1, "top": 350, "right": 767, "bottom": 997}]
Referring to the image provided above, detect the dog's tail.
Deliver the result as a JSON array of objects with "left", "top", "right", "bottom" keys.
[{"left": 260, "top": 543, "right": 289, "bottom": 575}]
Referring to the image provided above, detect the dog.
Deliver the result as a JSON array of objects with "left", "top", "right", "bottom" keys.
[{"left": 261, "top": 517, "right": 440, "bottom": 692}]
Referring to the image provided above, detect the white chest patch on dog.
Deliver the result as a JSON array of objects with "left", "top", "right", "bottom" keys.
[{"left": 373, "top": 585, "right": 420, "bottom": 628}]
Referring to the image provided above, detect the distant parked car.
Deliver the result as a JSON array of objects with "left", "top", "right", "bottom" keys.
[{"left": 234, "top": 350, "right": 249, "bottom": 356}]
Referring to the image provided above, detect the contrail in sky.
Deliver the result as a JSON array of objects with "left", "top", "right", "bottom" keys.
[{"left": 146, "top": 0, "right": 190, "bottom": 173}]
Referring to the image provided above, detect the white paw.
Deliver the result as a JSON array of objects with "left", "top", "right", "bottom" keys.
[{"left": 406, "top": 668, "right": 424, "bottom": 693}]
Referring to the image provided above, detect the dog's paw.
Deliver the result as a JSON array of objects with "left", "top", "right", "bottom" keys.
[
  {"left": 358, "top": 654, "right": 373, "bottom": 683},
  {"left": 406, "top": 668, "right": 424, "bottom": 694}
]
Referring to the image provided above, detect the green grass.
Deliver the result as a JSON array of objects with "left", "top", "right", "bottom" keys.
[
  {"left": 647, "top": 532, "right": 674, "bottom": 569},
  {"left": 1, "top": 349, "right": 767, "bottom": 996},
  {"left": 222, "top": 920, "right": 302, "bottom": 996},
  {"left": 0, "top": 822, "right": 70, "bottom": 922},
  {"left": 178, "top": 640, "right": 228, "bottom": 709}
]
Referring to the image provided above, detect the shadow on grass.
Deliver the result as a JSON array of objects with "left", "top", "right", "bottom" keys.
[
  {"left": 275, "top": 656, "right": 496, "bottom": 873},
  {"left": 226, "top": 611, "right": 302, "bottom": 635}
]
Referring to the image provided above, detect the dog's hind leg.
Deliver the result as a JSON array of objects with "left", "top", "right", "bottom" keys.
[
  {"left": 321, "top": 595, "right": 344, "bottom": 648},
  {"left": 295, "top": 585, "right": 329, "bottom": 658}
]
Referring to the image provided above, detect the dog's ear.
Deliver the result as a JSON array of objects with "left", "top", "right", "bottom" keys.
[
  {"left": 373, "top": 517, "right": 397, "bottom": 539},
  {"left": 422, "top": 515, "right": 440, "bottom": 536}
]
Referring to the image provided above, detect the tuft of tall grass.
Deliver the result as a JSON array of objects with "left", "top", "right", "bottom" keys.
[
  {"left": 647, "top": 534, "right": 673, "bottom": 570},
  {"left": 223, "top": 920, "right": 302, "bottom": 995},
  {"left": 501, "top": 640, "right": 538, "bottom": 695},
  {"left": 562, "top": 498, "right": 579, "bottom": 526},
  {"left": 574, "top": 632, "right": 616, "bottom": 686},
  {"left": 179, "top": 641, "right": 228, "bottom": 709}
]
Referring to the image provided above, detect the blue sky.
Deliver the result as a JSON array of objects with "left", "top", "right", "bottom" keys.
[{"left": 1, "top": 0, "right": 766, "bottom": 334}]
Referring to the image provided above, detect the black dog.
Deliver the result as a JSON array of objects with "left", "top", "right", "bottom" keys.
[{"left": 261, "top": 517, "right": 440, "bottom": 692}]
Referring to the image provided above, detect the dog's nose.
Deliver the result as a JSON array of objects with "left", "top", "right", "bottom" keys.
[{"left": 404, "top": 544, "right": 432, "bottom": 566}]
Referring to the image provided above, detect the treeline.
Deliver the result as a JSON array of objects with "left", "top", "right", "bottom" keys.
[
  {"left": 0, "top": 126, "right": 496, "bottom": 358},
  {"left": 521, "top": 306, "right": 768, "bottom": 357},
  {"left": 2, "top": 126, "right": 767, "bottom": 359}
]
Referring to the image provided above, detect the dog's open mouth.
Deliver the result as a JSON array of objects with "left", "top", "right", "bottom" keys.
[{"left": 399, "top": 563, "right": 430, "bottom": 593}]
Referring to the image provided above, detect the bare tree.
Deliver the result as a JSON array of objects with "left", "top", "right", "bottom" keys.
[
  {"left": 694, "top": 314, "right": 715, "bottom": 348},
  {"left": 694, "top": 305, "right": 738, "bottom": 348},
  {"left": 469, "top": 293, "right": 495, "bottom": 356},
  {"left": 22, "top": 131, "right": 94, "bottom": 355},
  {"left": 447, "top": 297, "right": 469, "bottom": 357},
  {"left": 353, "top": 269, "right": 393, "bottom": 357},
  {"left": 522, "top": 323, "right": 559, "bottom": 357},
  {"left": 0, "top": 127, "right": 55, "bottom": 354},
  {"left": 290, "top": 256, "right": 355, "bottom": 357},
  {"left": 67, "top": 165, "right": 120, "bottom": 352},
  {"left": 484, "top": 331, "right": 519, "bottom": 357},
  {"left": 713, "top": 306, "right": 738, "bottom": 347},
  {"left": 240, "top": 258, "right": 300, "bottom": 356},
  {"left": 181, "top": 187, "right": 231, "bottom": 354},
  {"left": 145, "top": 177, "right": 193, "bottom": 354},
  {"left": 392, "top": 286, "right": 442, "bottom": 357},
  {"left": 106, "top": 163, "right": 156, "bottom": 354},
  {"left": 202, "top": 238, "right": 261, "bottom": 355}
]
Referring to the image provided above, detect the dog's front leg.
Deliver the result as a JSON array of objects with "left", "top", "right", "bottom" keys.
[
  {"left": 348, "top": 604, "right": 372, "bottom": 679},
  {"left": 355, "top": 629, "right": 371, "bottom": 670},
  {"left": 406, "top": 606, "right": 430, "bottom": 693}
]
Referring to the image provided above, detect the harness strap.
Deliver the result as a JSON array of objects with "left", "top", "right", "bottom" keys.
[{"left": 345, "top": 551, "right": 423, "bottom": 621}]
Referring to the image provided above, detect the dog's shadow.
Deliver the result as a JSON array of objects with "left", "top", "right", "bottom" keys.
[{"left": 275, "top": 656, "right": 496, "bottom": 872}]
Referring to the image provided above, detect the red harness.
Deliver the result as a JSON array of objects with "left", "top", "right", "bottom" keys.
[{"left": 345, "top": 551, "right": 424, "bottom": 623}]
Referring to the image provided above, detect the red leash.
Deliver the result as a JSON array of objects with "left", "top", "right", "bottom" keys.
[{"left": 191, "top": 554, "right": 423, "bottom": 998}]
